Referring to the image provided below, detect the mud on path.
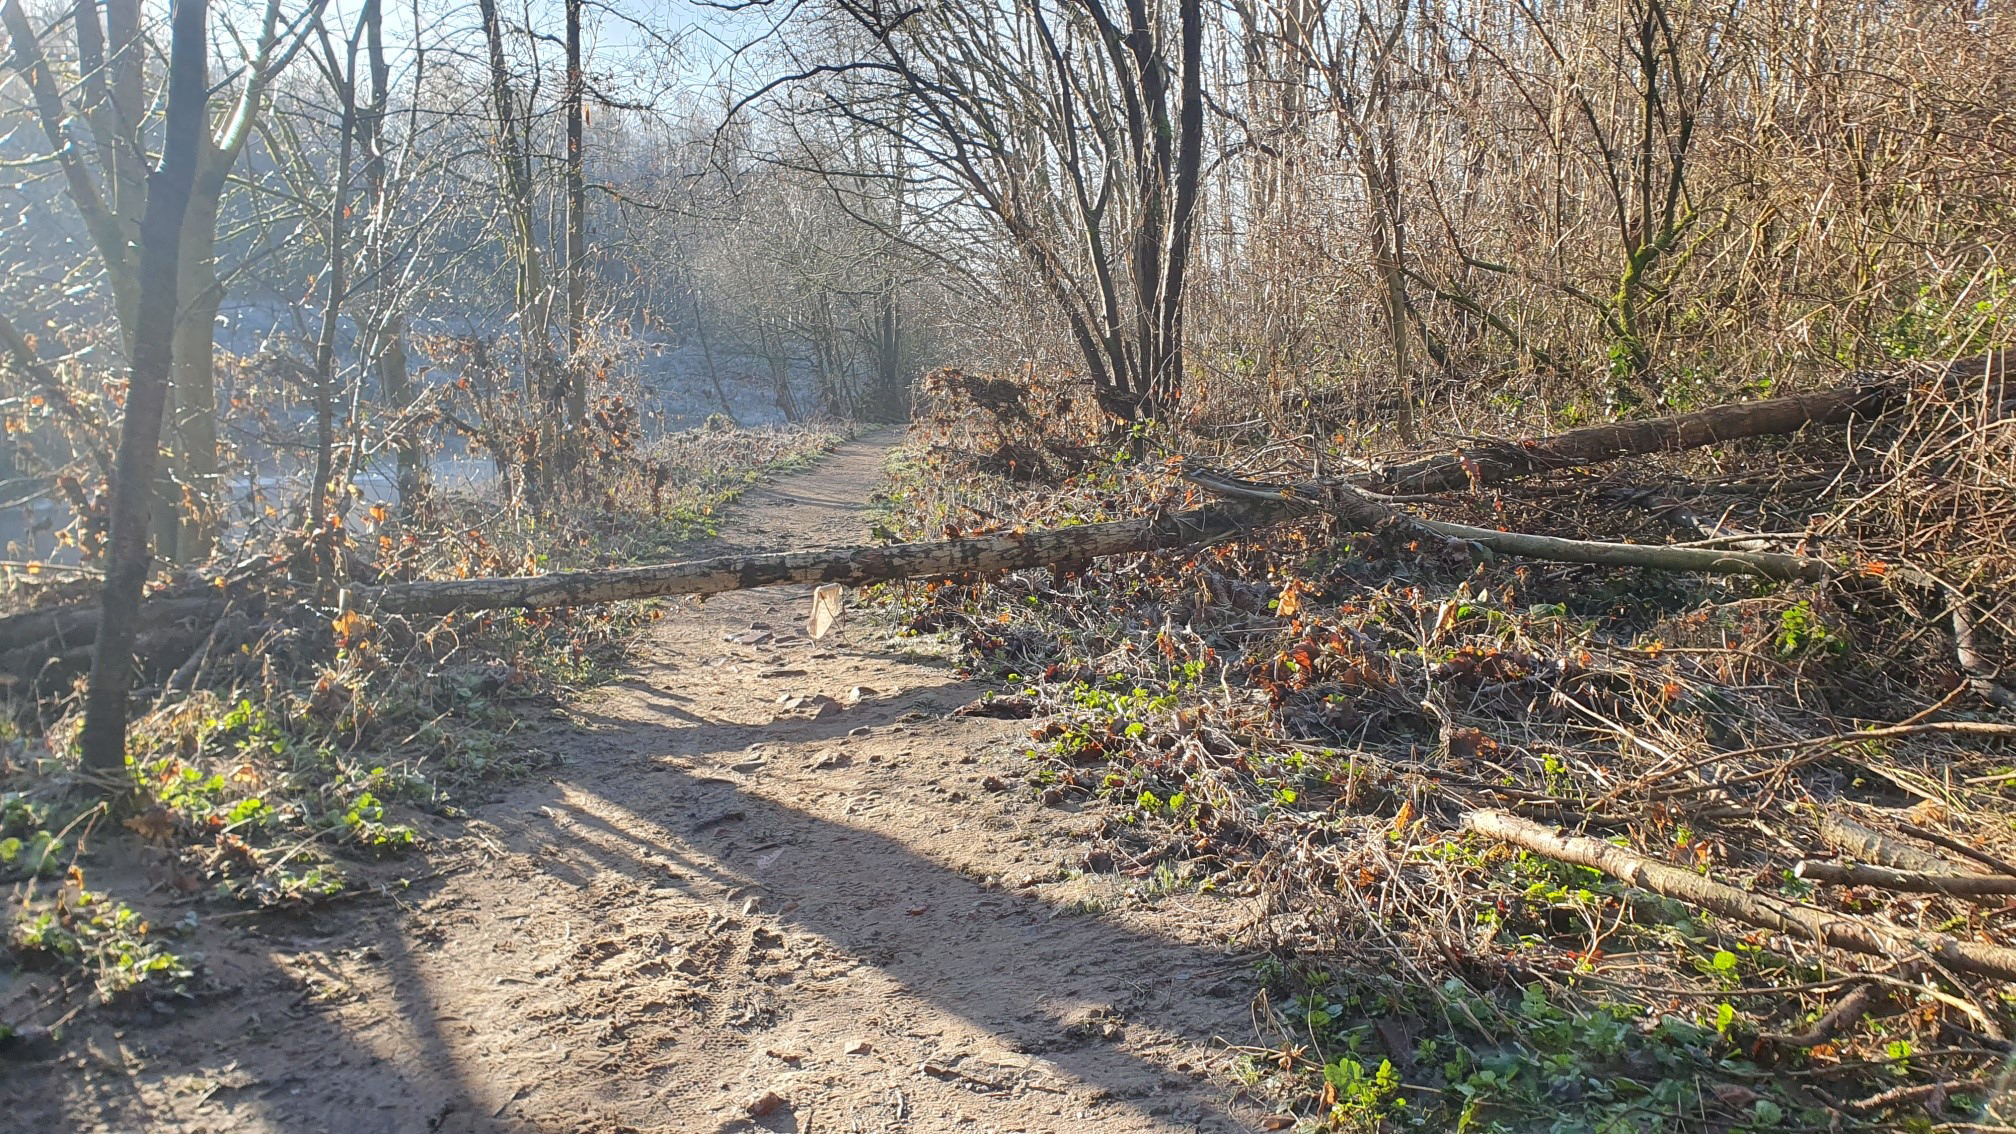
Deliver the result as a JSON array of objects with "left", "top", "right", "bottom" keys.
[{"left": 10, "top": 430, "right": 1272, "bottom": 1133}]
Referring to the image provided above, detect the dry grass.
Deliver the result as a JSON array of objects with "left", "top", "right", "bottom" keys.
[{"left": 881, "top": 363, "right": 2016, "bottom": 1131}]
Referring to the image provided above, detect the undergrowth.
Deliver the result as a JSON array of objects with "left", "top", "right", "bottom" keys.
[
  {"left": 0, "top": 422, "right": 837, "bottom": 1033},
  {"left": 873, "top": 367, "right": 2016, "bottom": 1131}
]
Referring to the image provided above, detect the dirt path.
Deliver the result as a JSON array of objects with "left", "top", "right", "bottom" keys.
[{"left": 12, "top": 431, "right": 1271, "bottom": 1134}]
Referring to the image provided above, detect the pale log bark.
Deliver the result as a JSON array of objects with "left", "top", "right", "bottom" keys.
[
  {"left": 1815, "top": 813, "right": 1958, "bottom": 874},
  {"left": 1464, "top": 809, "right": 2016, "bottom": 983},
  {"left": 1793, "top": 861, "right": 2016, "bottom": 896}
]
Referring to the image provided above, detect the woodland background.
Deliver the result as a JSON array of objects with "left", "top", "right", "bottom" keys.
[{"left": 2, "top": 2, "right": 2014, "bottom": 1130}]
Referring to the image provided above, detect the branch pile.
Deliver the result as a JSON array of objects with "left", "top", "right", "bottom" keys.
[{"left": 883, "top": 348, "right": 2016, "bottom": 1128}]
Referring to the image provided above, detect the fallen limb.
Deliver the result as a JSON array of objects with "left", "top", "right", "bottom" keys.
[
  {"left": 1463, "top": 809, "right": 2016, "bottom": 983},
  {"left": 1372, "top": 352, "right": 2007, "bottom": 494},
  {"left": 358, "top": 506, "right": 1265, "bottom": 617},
  {"left": 1762, "top": 980, "right": 1879, "bottom": 1049},
  {"left": 1184, "top": 467, "right": 1830, "bottom": 582},
  {"left": 1816, "top": 812, "right": 1960, "bottom": 873},
  {"left": 1949, "top": 594, "right": 2016, "bottom": 712},
  {"left": 1417, "top": 516, "right": 1827, "bottom": 582},
  {"left": 363, "top": 461, "right": 1826, "bottom": 619},
  {"left": 1896, "top": 822, "right": 2016, "bottom": 880},
  {"left": 1793, "top": 860, "right": 2016, "bottom": 896},
  {"left": 0, "top": 596, "right": 229, "bottom": 680},
  {"left": 1847, "top": 1078, "right": 1988, "bottom": 1114}
]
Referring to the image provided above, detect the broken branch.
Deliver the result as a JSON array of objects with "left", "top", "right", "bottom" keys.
[
  {"left": 1463, "top": 809, "right": 2016, "bottom": 983},
  {"left": 358, "top": 506, "right": 1266, "bottom": 617},
  {"left": 1182, "top": 467, "right": 1829, "bottom": 582},
  {"left": 1792, "top": 861, "right": 2016, "bottom": 896},
  {"left": 1371, "top": 353, "right": 2006, "bottom": 494}
]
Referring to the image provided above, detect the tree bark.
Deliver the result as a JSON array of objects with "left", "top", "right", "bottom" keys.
[
  {"left": 1464, "top": 809, "right": 2016, "bottom": 983},
  {"left": 562, "top": 0, "right": 588, "bottom": 430},
  {"left": 1793, "top": 860, "right": 2016, "bottom": 897},
  {"left": 359, "top": 507, "right": 1259, "bottom": 616},
  {"left": 1368, "top": 353, "right": 2008, "bottom": 494},
  {"left": 309, "top": 17, "right": 360, "bottom": 593},
  {"left": 78, "top": 0, "right": 210, "bottom": 783}
]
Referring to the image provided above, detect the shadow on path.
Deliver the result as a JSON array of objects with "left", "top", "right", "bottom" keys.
[{"left": 481, "top": 704, "right": 1260, "bottom": 1131}]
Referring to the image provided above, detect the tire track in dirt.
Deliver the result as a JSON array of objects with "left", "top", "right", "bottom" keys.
[{"left": 12, "top": 429, "right": 1270, "bottom": 1134}]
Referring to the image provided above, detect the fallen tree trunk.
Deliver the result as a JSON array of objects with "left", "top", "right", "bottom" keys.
[
  {"left": 358, "top": 507, "right": 1264, "bottom": 617},
  {"left": 5, "top": 465, "right": 1833, "bottom": 668},
  {"left": 360, "top": 467, "right": 1833, "bottom": 619},
  {"left": 0, "top": 596, "right": 227, "bottom": 663},
  {"left": 1464, "top": 809, "right": 2016, "bottom": 983},
  {"left": 1371, "top": 352, "right": 2007, "bottom": 494},
  {"left": 1183, "top": 468, "right": 1830, "bottom": 582}
]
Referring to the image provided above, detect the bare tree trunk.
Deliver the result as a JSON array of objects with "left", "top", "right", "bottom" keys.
[
  {"left": 356, "top": 0, "right": 423, "bottom": 513},
  {"left": 79, "top": 0, "right": 209, "bottom": 784},
  {"left": 477, "top": 0, "right": 558, "bottom": 489},
  {"left": 1366, "top": 10, "right": 1418, "bottom": 444},
  {"left": 1154, "top": 0, "right": 1205, "bottom": 418},
  {"left": 1367, "top": 356, "right": 2014, "bottom": 494},
  {"left": 562, "top": 0, "right": 589, "bottom": 430},
  {"left": 162, "top": 178, "right": 226, "bottom": 562},
  {"left": 870, "top": 284, "right": 904, "bottom": 422},
  {"left": 759, "top": 319, "right": 800, "bottom": 423},
  {"left": 691, "top": 292, "right": 738, "bottom": 422},
  {"left": 309, "top": 17, "right": 361, "bottom": 591}
]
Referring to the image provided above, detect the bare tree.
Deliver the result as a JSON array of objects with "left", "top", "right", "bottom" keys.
[
  {"left": 3, "top": 0, "right": 319, "bottom": 559},
  {"left": 766, "top": 0, "right": 1205, "bottom": 423},
  {"left": 307, "top": 6, "right": 364, "bottom": 590},
  {"left": 357, "top": 0, "right": 427, "bottom": 511},
  {"left": 76, "top": 0, "right": 212, "bottom": 783},
  {"left": 563, "top": 0, "right": 589, "bottom": 430},
  {"left": 477, "top": 0, "right": 561, "bottom": 480}
]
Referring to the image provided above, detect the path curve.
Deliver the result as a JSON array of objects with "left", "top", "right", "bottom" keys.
[{"left": 16, "top": 430, "right": 1267, "bottom": 1134}]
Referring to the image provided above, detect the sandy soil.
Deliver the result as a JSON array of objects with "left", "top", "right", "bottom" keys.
[{"left": 4, "top": 430, "right": 1274, "bottom": 1134}]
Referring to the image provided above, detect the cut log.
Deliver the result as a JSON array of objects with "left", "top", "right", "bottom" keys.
[
  {"left": 358, "top": 507, "right": 1266, "bottom": 617},
  {"left": 1463, "top": 809, "right": 2016, "bottom": 982},
  {"left": 1793, "top": 860, "right": 2016, "bottom": 896},
  {"left": 1371, "top": 352, "right": 2008, "bottom": 494}
]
